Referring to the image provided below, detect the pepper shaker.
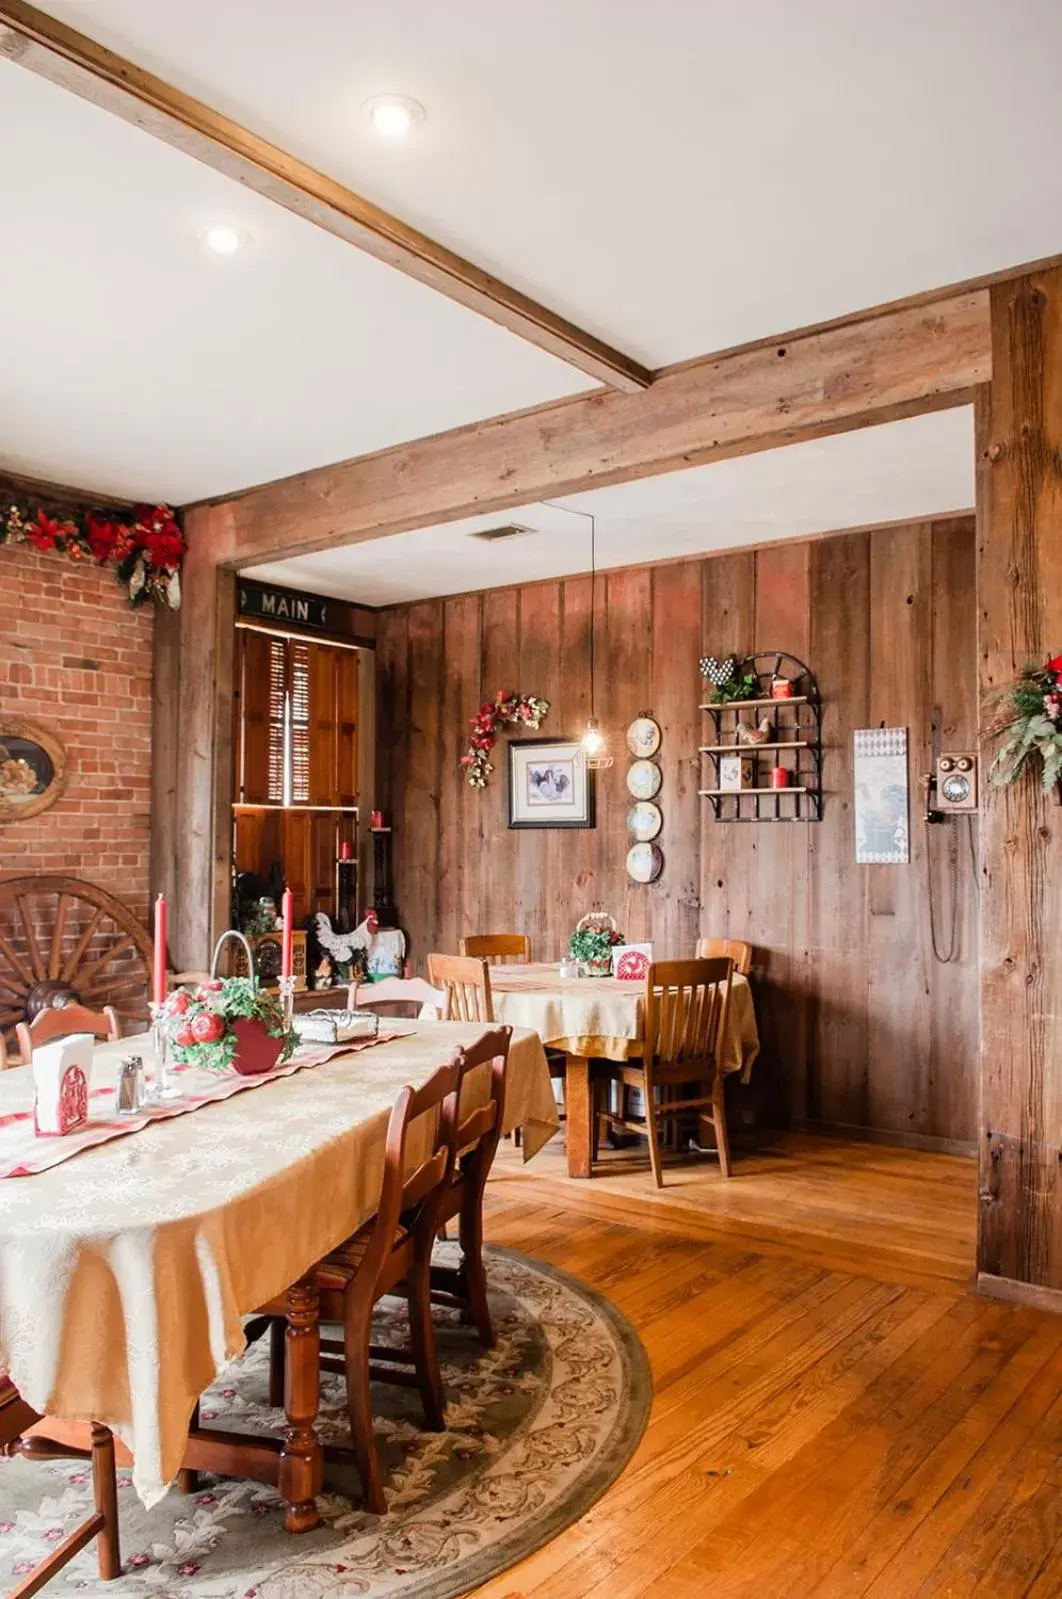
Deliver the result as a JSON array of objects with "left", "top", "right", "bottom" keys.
[{"left": 115, "top": 1054, "right": 146, "bottom": 1116}]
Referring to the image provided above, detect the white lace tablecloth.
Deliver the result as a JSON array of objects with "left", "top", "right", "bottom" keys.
[{"left": 0, "top": 1021, "right": 556, "bottom": 1506}]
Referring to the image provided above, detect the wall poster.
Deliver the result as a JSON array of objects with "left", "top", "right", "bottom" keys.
[{"left": 853, "top": 727, "right": 909, "bottom": 864}]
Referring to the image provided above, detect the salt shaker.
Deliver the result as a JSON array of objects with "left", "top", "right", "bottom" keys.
[{"left": 115, "top": 1055, "right": 145, "bottom": 1116}]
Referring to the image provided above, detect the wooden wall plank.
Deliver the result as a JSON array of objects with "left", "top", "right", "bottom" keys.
[
  {"left": 402, "top": 602, "right": 444, "bottom": 966},
  {"left": 977, "top": 266, "right": 1062, "bottom": 1287},
  {"left": 376, "top": 516, "right": 980, "bottom": 1147}
]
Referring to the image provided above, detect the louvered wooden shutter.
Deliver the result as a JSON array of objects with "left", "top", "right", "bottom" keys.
[
  {"left": 306, "top": 642, "right": 339, "bottom": 806},
  {"left": 336, "top": 649, "right": 359, "bottom": 806},
  {"left": 288, "top": 641, "right": 311, "bottom": 804},
  {"left": 238, "top": 629, "right": 281, "bottom": 805}
]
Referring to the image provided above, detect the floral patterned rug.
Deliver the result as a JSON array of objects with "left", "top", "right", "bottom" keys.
[{"left": 1, "top": 1246, "right": 650, "bottom": 1598}]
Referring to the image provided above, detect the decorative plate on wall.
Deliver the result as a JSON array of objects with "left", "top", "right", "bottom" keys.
[
  {"left": 626, "top": 801, "right": 663, "bottom": 842},
  {"left": 626, "top": 842, "right": 663, "bottom": 884},
  {"left": 626, "top": 760, "right": 662, "bottom": 801},
  {"left": 0, "top": 718, "right": 67, "bottom": 823},
  {"left": 625, "top": 716, "right": 662, "bottom": 758}
]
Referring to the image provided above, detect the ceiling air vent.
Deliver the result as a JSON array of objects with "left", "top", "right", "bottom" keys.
[{"left": 468, "top": 523, "right": 534, "bottom": 543}]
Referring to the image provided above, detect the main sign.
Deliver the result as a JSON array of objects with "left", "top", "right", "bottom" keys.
[{"left": 238, "top": 580, "right": 329, "bottom": 631}]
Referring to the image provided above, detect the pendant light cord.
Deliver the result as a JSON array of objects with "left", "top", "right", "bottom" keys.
[{"left": 543, "top": 500, "right": 597, "bottom": 720}]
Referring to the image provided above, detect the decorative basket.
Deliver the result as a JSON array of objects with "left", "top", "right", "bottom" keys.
[
  {"left": 571, "top": 912, "right": 623, "bottom": 978},
  {"left": 229, "top": 1017, "right": 284, "bottom": 1076}
]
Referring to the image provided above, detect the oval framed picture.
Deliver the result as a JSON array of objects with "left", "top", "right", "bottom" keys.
[
  {"left": 625, "top": 716, "right": 661, "bottom": 758},
  {"left": 626, "top": 842, "right": 663, "bottom": 884},
  {"left": 626, "top": 759, "right": 662, "bottom": 801},
  {"left": 0, "top": 717, "right": 67, "bottom": 824},
  {"left": 626, "top": 800, "right": 663, "bottom": 842}
]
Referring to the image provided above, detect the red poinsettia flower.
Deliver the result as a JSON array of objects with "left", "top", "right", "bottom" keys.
[
  {"left": 26, "top": 511, "right": 61, "bottom": 552},
  {"left": 85, "top": 515, "right": 118, "bottom": 563},
  {"left": 1046, "top": 655, "right": 1062, "bottom": 679},
  {"left": 144, "top": 529, "right": 185, "bottom": 569}
]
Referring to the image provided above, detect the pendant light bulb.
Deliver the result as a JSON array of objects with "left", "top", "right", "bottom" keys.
[{"left": 582, "top": 717, "right": 605, "bottom": 756}]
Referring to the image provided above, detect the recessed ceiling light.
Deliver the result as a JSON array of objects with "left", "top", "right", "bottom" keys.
[
  {"left": 362, "top": 94, "right": 425, "bottom": 140},
  {"left": 203, "top": 224, "right": 242, "bottom": 255}
]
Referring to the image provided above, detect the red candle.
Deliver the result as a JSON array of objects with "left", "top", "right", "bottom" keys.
[
  {"left": 370, "top": 810, "right": 384, "bottom": 829},
  {"left": 280, "top": 888, "right": 294, "bottom": 980},
  {"left": 152, "top": 894, "right": 167, "bottom": 1006},
  {"left": 338, "top": 840, "right": 353, "bottom": 861},
  {"left": 769, "top": 765, "right": 790, "bottom": 790}
]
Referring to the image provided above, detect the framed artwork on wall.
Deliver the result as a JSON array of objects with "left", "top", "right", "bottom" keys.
[
  {"left": 0, "top": 717, "right": 67, "bottom": 824},
  {"left": 508, "top": 739, "right": 594, "bottom": 829},
  {"left": 853, "top": 727, "right": 909, "bottom": 864}
]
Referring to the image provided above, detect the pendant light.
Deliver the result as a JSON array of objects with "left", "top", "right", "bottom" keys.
[{"left": 544, "top": 499, "right": 613, "bottom": 770}]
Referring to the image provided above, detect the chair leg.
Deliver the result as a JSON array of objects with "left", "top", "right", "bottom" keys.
[
  {"left": 344, "top": 1303, "right": 386, "bottom": 1515},
  {"left": 407, "top": 1259, "right": 446, "bottom": 1430},
  {"left": 590, "top": 1074, "right": 602, "bottom": 1165},
  {"left": 90, "top": 1423, "right": 121, "bottom": 1581},
  {"left": 458, "top": 1198, "right": 494, "bottom": 1349},
  {"left": 713, "top": 1087, "right": 733, "bottom": 1179},
  {"left": 645, "top": 1091, "right": 665, "bottom": 1189},
  {"left": 269, "top": 1316, "right": 287, "bottom": 1408}
]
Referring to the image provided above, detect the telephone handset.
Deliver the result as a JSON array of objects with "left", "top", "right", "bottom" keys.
[{"left": 921, "top": 752, "right": 979, "bottom": 965}]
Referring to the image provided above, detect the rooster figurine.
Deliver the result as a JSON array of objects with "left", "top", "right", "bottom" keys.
[{"left": 735, "top": 716, "right": 774, "bottom": 747}]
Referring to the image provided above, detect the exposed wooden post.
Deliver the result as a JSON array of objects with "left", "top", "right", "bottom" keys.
[{"left": 976, "top": 265, "right": 1062, "bottom": 1301}]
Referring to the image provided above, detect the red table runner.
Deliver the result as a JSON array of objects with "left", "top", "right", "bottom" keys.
[{"left": 0, "top": 1031, "right": 409, "bottom": 1178}]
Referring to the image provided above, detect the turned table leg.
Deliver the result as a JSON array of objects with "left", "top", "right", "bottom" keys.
[
  {"left": 278, "top": 1273, "right": 323, "bottom": 1533},
  {"left": 565, "top": 1055, "right": 593, "bottom": 1178}
]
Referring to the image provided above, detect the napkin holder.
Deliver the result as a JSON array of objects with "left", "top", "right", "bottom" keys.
[
  {"left": 294, "top": 1009, "right": 379, "bottom": 1046},
  {"left": 33, "top": 1032, "right": 93, "bottom": 1137}
]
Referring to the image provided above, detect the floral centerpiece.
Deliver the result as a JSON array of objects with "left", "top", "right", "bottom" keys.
[
  {"left": 569, "top": 913, "right": 624, "bottom": 978},
  {"left": 162, "top": 977, "right": 296, "bottom": 1075},
  {"left": 461, "top": 689, "right": 550, "bottom": 788},
  {"left": 989, "top": 655, "right": 1062, "bottom": 793}
]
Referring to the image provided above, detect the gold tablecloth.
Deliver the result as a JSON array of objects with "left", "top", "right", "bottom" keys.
[
  {"left": 490, "top": 964, "right": 760, "bottom": 1077},
  {"left": 0, "top": 1022, "right": 556, "bottom": 1506}
]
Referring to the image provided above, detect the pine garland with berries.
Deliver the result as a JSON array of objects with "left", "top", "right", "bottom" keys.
[
  {"left": 460, "top": 690, "right": 550, "bottom": 788},
  {"left": 989, "top": 654, "right": 1062, "bottom": 793},
  {"left": 1, "top": 498, "right": 185, "bottom": 609}
]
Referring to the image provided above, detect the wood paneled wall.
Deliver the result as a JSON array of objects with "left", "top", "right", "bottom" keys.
[{"left": 376, "top": 516, "right": 980, "bottom": 1148}]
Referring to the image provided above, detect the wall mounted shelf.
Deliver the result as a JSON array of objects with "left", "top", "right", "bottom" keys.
[{"left": 699, "top": 652, "right": 823, "bottom": 822}]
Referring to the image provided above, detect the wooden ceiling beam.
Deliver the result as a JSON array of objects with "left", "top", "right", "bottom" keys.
[
  {"left": 188, "top": 287, "right": 991, "bottom": 568},
  {"left": 0, "top": 0, "right": 650, "bottom": 393}
]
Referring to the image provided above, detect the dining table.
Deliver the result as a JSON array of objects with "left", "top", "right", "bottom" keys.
[
  {"left": 489, "top": 962, "right": 760, "bottom": 1177},
  {"left": 0, "top": 1020, "right": 557, "bottom": 1530}
]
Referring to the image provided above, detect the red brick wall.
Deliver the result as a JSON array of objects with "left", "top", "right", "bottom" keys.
[{"left": 0, "top": 541, "right": 153, "bottom": 923}]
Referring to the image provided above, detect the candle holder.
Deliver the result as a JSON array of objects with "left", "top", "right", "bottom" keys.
[
  {"left": 278, "top": 974, "right": 297, "bottom": 1034},
  {"left": 149, "top": 1002, "right": 183, "bottom": 1101}
]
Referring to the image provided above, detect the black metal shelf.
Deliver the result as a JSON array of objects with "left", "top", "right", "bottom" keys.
[{"left": 699, "top": 651, "right": 823, "bottom": 822}]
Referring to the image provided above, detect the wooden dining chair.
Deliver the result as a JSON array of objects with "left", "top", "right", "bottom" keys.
[
  {"left": 602, "top": 957, "right": 735, "bottom": 1186},
  {"left": 695, "top": 937, "right": 753, "bottom": 977},
  {"left": 426, "top": 953, "right": 494, "bottom": 1022},
  {"left": 459, "top": 933, "right": 531, "bottom": 965},
  {"left": 258, "top": 1059, "right": 461, "bottom": 1514},
  {"left": 15, "top": 1003, "right": 120, "bottom": 1063},
  {"left": 430, "top": 1025, "right": 513, "bottom": 1347},
  {"left": 1, "top": 1376, "right": 121, "bottom": 1591}
]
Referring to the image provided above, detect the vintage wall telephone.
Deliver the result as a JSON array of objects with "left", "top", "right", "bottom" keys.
[{"left": 920, "top": 752, "right": 979, "bottom": 964}]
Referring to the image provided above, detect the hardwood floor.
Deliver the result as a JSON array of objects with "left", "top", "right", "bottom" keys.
[{"left": 473, "top": 1134, "right": 1062, "bottom": 1597}]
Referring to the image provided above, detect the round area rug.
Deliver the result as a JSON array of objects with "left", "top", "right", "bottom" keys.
[{"left": 0, "top": 1245, "right": 650, "bottom": 1598}]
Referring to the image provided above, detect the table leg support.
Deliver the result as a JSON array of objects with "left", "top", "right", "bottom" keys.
[
  {"left": 565, "top": 1056, "right": 593, "bottom": 1179},
  {"left": 278, "top": 1273, "right": 323, "bottom": 1533}
]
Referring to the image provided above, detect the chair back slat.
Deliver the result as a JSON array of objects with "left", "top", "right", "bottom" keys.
[
  {"left": 426, "top": 953, "right": 493, "bottom": 1022},
  {"left": 459, "top": 933, "right": 531, "bottom": 965},
  {"left": 359, "top": 1058, "right": 461, "bottom": 1282},
  {"left": 695, "top": 937, "right": 753, "bottom": 977},
  {"left": 16, "top": 1003, "right": 120, "bottom": 1063},
  {"left": 645, "top": 958, "right": 733, "bottom": 1088},
  {"left": 349, "top": 978, "right": 446, "bottom": 1017}
]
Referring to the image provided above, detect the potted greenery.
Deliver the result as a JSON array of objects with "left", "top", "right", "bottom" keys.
[
  {"left": 569, "top": 913, "right": 624, "bottom": 978},
  {"left": 162, "top": 977, "right": 296, "bottom": 1075}
]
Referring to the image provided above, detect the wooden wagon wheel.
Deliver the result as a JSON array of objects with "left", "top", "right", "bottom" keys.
[{"left": 0, "top": 875, "right": 154, "bottom": 1050}]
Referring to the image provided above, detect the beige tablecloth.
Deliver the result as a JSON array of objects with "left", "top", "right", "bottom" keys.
[
  {"left": 0, "top": 1022, "right": 556, "bottom": 1506},
  {"left": 491, "top": 963, "right": 760, "bottom": 1078}
]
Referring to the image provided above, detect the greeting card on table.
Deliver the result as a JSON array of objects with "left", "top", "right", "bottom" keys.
[{"left": 33, "top": 1033, "right": 93, "bottom": 1137}]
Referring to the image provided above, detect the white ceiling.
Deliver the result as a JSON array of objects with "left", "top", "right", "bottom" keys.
[
  {"left": 243, "top": 407, "right": 975, "bottom": 606},
  {"left": 38, "top": 0, "right": 1062, "bottom": 369},
  {"left": 0, "top": 61, "right": 589, "bottom": 504}
]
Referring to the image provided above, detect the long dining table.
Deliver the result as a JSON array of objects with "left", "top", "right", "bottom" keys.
[
  {"left": 0, "top": 1021, "right": 557, "bottom": 1529},
  {"left": 489, "top": 963, "right": 760, "bottom": 1177}
]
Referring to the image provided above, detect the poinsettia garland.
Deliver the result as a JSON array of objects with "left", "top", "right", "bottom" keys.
[
  {"left": 1, "top": 499, "right": 185, "bottom": 609},
  {"left": 461, "top": 689, "right": 550, "bottom": 788},
  {"left": 989, "top": 654, "right": 1062, "bottom": 793}
]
